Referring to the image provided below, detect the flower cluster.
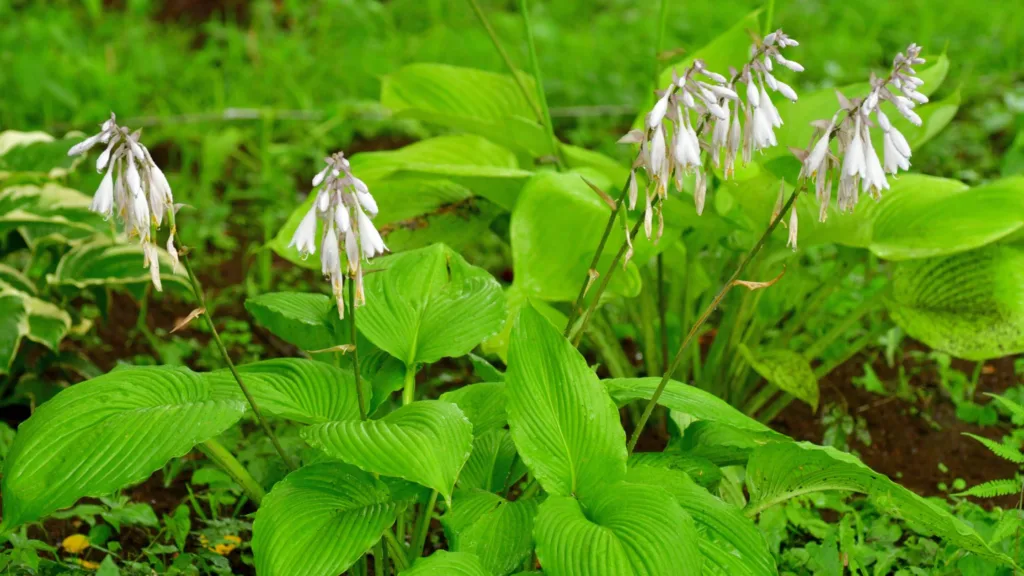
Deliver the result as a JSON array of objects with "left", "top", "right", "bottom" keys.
[
  {"left": 623, "top": 29, "right": 802, "bottom": 242},
  {"left": 800, "top": 43, "right": 926, "bottom": 221},
  {"left": 289, "top": 152, "right": 387, "bottom": 318},
  {"left": 68, "top": 113, "right": 178, "bottom": 291}
]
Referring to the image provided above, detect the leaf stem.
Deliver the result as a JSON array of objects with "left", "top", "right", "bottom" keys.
[
  {"left": 563, "top": 178, "right": 632, "bottom": 337},
  {"left": 409, "top": 490, "right": 439, "bottom": 564},
  {"left": 180, "top": 253, "right": 297, "bottom": 471},
  {"left": 349, "top": 275, "right": 367, "bottom": 420},
  {"left": 402, "top": 364, "right": 417, "bottom": 405},
  {"left": 572, "top": 217, "right": 645, "bottom": 348},
  {"left": 517, "top": 0, "right": 566, "bottom": 167},
  {"left": 627, "top": 185, "right": 805, "bottom": 455},
  {"left": 383, "top": 529, "right": 410, "bottom": 571},
  {"left": 465, "top": 0, "right": 544, "bottom": 123},
  {"left": 198, "top": 439, "right": 265, "bottom": 504}
]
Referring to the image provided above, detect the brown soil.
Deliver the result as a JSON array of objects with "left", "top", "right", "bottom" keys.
[{"left": 773, "top": 350, "right": 1022, "bottom": 509}]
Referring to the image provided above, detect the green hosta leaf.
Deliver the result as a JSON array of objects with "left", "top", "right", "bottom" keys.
[
  {"left": 252, "top": 462, "right": 398, "bottom": 576},
  {"left": 0, "top": 287, "right": 72, "bottom": 375},
  {"left": 458, "top": 429, "right": 521, "bottom": 493},
  {"left": 444, "top": 489, "right": 538, "bottom": 576},
  {"left": 676, "top": 421, "right": 787, "bottom": 467},
  {"left": 534, "top": 482, "right": 702, "bottom": 575},
  {"left": 359, "top": 244, "right": 506, "bottom": 366},
  {"left": 628, "top": 452, "right": 721, "bottom": 490},
  {"left": 737, "top": 345, "right": 819, "bottom": 410},
  {"left": 48, "top": 238, "right": 189, "bottom": 291},
  {"left": 0, "top": 131, "right": 79, "bottom": 174},
  {"left": 382, "top": 63, "right": 551, "bottom": 159},
  {"left": 481, "top": 285, "right": 567, "bottom": 362},
  {"left": 244, "top": 292, "right": 346, "bottom": 352},
  {"left": 745, "top": 442, "right": 1008, "bottom": 563},
  {"left": 1, "top": 366, "right": 246, "bottom": 528},
  {"left": 0, "top": 264, "right": 35, "bottom": 294},
  {"left": 402, "top": 550, "right": 490, "bottom": 576},
  {"left": 505, "top": 306, "right": 626, "bottom": 499},
  {"left": 626, "top": 466, "right": 775, "bottom": 576},
  {"left": 0, "top": 183, "right": 104, "bottom": 245},
  {"left": 885, "top": 244, "right": 1024, "bottom": 360},
  {"left": 440, "top": 382, "right": 507, "bottom": 435},
  {"left": 510, "top": 172, "right": 643, "bottom": 303},
  {"left": 301, "top": 400, "right": 473, "bottom": 503},
  {"left": 604, "top": 377, "right": 770, "bottom": 432},
  {"left": 271, "top": 176, "right": 505, "bottom": 270},
  {"left": 206, "top": 359, "right": 369, "bottom": 424}
]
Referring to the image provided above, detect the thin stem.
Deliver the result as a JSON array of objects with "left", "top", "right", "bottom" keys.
[
  {"left": 517, "top": 0, "right": 565, "bottom": 167},
  {"left": 349, "top": 275, "right": 368, "bottom": 421},
  {"left": 657, "top": 254, "right": 668, "bottom": 374},
  {"left": 375, "top": 537, "right": 387, "bottom": 576},
  {"left": 383, "top": 529, "right": 410, "bottom": 571},
  {"left": 409, "top": 490, "right": 439, "bottom": 564},
  {"left": 199, "top": 439, "right": 265, "bottom": 504},
  {"left": 653, "top": 0, "right": 671, "bottom": 86},
  {"left": 563, "top": 179, "right": 632, "bottom": 337},
  {"left": 627, "top": 185, "right": 804, "bottom": 454},
  {"left": 465, "top": 0, "right": 544, "bottom": 123},
  {"left": 181, "top": 254, "right": 297, "bottom": 471},
  {"left": 402, "top": 364, "right": 417, "bottom": 405},
  {"left": 572, "top": 218, "right": 645, "bottom": 348}
]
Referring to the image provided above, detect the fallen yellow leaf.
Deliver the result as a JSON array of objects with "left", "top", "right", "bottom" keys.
[
  {"left": 62, "top": 534, "right": 90, "bottom": 554},
  {"left": 76, "top": 558, "right": 100, "bottom": 570}
]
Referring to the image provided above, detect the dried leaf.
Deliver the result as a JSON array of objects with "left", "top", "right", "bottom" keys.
[
  {"left": 732, "top": 266, "right": 786, "bottom": 291},
  {"left": 618, "top": 129, "right": 645, "bottom": 144},
  {"left": 171, "top": 307, "right": 205, "bottom": 333},
  {"left": 305, "top": 344, "right": 356, "bottom": 355},
  {"left": 581, "top": 176, "right": 617, "bottom": 210}
]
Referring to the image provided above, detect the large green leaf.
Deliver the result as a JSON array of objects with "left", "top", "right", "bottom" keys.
[
  {"left": 1, "top": 366, "right": 246, "bottom": 528},
  {"left": 885, "top": 244, "right": 1024, "bottom": 360},
  {"left": 510, "top": 172, "right": 644, "bottom": 303},
  {"left": 0, "top": 131, "right": 79, "bottom": 175},
  {"left": 0, "top": 286, "right": 72, "bottom": 374},
  {"left": 604, "top": 377, "right": 770, "bottom": 432},
  {"left": 0, "top": 183, "right": 104, "bottom": 245},
  {"left": 439, "top": 382, "right": 508, "bottom": 435},
  {"left": 206, "top": 359, "right": 368, "bottom": 424},
  {"left": 358, "top": 244, "right": 506, "bottom": 366},
  {"left": 744, "top": 442, "right": 1009, "bottom": 564},
  {"left": 0, "top": 263, "right": 36, "bottom": 294},
  {"left": 534, "top": 482, "right": 702, "bottom": 575},
  {"left": 737, "top": 345, "right": 819, "bottom": 410},
  {"left": 627, "top": 452, "right": 721, "bottom": 490},
  {"left": 48, "top": 238, "right": 189, "bottom": 291},
  {"left": 481, "top": 284, "right": 568, "bottom": 362},
  {"left": 244, "top": 292, "right": 346, "bottom": 352},
  {"left": 252, "top": 462, "right": 398, "bottom": 576},
  {"left": 505, "top": 306, "right": 626, "bottom": 499},
  {"left": 444, "top": 489, "right": 538, "bottom": 576},
  {"left": 627, "top": 465, "right": 775, "bottom": 576},
  {"left": 301, "top": 400, "right": 473, "bottom": 503},
  {"left": 402, "top": 550, "right": 490, "bottom": 576},
  {"left": 381, "top": 63, "right": 551, "bottom": 159},
  {"left": 458, "top": 429, "right": 521, "bottom": 493}
]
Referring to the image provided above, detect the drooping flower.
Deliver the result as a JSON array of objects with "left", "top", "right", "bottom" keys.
[
  {"left": 288, "top": 152, "right": 387, "bottom": 317},
  {"left": 67, "top": 113, "right": 179, "bottom": 290}
]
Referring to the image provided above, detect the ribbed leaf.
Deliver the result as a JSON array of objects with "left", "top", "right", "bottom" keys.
[
  {"left": 511, "top": 172, "right": 645, "bottom": 303},
  {"left": 444, "top": 489, "right": 538, "bottom": 576},
  {"left": 206, "top": 359, "right": 368, "bottom": 424},
  {"left": 0, "top": 292, "right": 27, "bottom": 374},
  {"left": 440, "top": 382, "right": 507, "bottom": 435},
  {"left": 301, "top": 400, "right": 473, "bottom": 503},
  {"left": 885, "top": 244, "right": 1024, "bottom": 360},
  {"left": 604, "top": 378, "right": 770, "bottom": 432},
  {"left": 962, "top": 433, "right": 1024, "bottom": 464},
  {"left": 627, "top": 465, "right": 775, "bottom": 576},
  {"left": 402, "top": 550, "right": 490, "bottom": 576},
  {"left": 382, "top": 64, "right": 550, "bottom": 159},
  {"left": 359, "top": 243, "right": 506, "bottom": 366},
  {"left": 676, "top": 421, "right": 788, "bottom": 467},
  {"left": 48, "top": 238, "right": 189, "bottom": 290},
  {"left": 1, "top": 366, "right": 246, "bottom": 528},
  {"left": 628, "top": 452, "right": 721, "bottom": 490},
  {"left": 744, "top": 442, "right": 1008, "bottom": 563},
  {"left": 252, "top": 462, "right": 398, "bottom": 576},
  {"left": 0, "top": 285, "right": 72, "bottom": 374},
  {"left": 506, "top": 306, "right": 626, "bottom": 499},
  {"left": 0, "top": 264, "right": 35, "bottom": 294},
  {"left": 738, "top": 345, "right": 819, "bottom": 410},
  {"left": 0, "top": 131, "right": 78, "bottom": 174},
  {"left": 0, "top": 183, "right": 103, "bottom": 245},
  {"left": 244, "top": 292, "right": 346, "bottom": 352},
  {"left": 534, "top": 482, "right": 702, "bottom": 575},
  {"left": 458, "top": 429, "right": 522, "bottom": 493},
  {"left": 481, "top": 284, "right": 568, "bottom": 362}
]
